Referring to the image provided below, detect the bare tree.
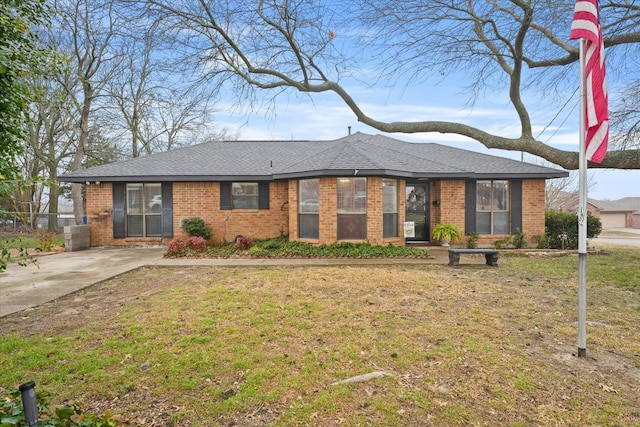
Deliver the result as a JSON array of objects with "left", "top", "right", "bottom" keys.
[
  {"left": 102, "top": 16, "right": 229, "bottom": 157},
  {"left": 52, "top": 0, "right": 122, "bottom": 224},
  {"left": 610, "top": 55, "right": 640, "bottom": 152},
  {"left": 145, "top": 0, "right": 640, "bottom": 169},
  {"left": 22, "top": 67, "right": 78, "bottom": 230}
]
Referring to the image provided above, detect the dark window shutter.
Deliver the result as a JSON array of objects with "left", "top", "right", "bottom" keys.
[
  {"left": 220, "top": 182, "right": 231, "bottom": 210},
  {"left": 511, "top": 179, "right": 523, "bottom": 233},
  {"left": 258, "top": 182, "right": 270, "bottom": 210},
  {"left": 161, "top": 182, "right": 173, "bottom": 238},
  {"left": 113, "top": 183, "right": 125, "bottom": 239},
  {"left": 465, "top": 179, "right": 476, "bottom": 235}
]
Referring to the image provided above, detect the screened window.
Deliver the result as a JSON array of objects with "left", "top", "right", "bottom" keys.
[
  {"left": 232, "top": 182, "right": 259, "bottom": 209},
  {"left": 476, "top": 180, "right": 509, "bottom": 234},
  {"left": 383, "top": 179, "right": 398, "bottom": 238},
  {"left": 299, "top": 179, "right": 319, "bottom": 239},
  {"left": 126, "top": 183, "right": 162, "bottom": 237},
  {"left": 337, "top": 177, "right": 367, "bottom": 240}
]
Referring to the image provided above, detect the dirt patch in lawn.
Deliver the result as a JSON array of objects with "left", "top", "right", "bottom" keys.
[{"left": 1, "top": 262, "right": 639, "bottom": 426}]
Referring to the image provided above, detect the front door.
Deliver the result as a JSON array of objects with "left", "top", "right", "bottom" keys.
[{"left": 405, "top": 183, "right": 430, "bottom": 241}]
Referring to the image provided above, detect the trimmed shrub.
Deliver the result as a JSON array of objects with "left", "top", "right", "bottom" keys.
[
  {"left": 181, "top": 217, "right": 212, "bottom": 240},
  {"left": 167, "top": 236, "right": 207, "bottom": 256},
  {"left": 544, "top": 210, "right": 602, "bottom": 249},
  {"left": 235, "top": 235, "right": 255, "bottom": 250},
  {"left": 167, "top": 238, "right": 188, "bottom": 256}
]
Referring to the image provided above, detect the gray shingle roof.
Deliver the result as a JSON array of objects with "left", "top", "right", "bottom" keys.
[
  {"left": 59, "top": 132, "right": 568, "bottom": 183},
  {"left": 593, "top": 197, "right": 640, "bottom": 213}
]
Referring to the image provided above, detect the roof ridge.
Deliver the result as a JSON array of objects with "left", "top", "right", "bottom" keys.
[
  {"left": 359, "top": 134, "right": 470, "bottom": 173},
  {"left": 275, "top": 140, "right": 340, "bottom": 172}
]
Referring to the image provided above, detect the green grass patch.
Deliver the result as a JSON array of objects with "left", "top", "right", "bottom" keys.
[
  {"left": 0, "top": 232, "right": 64, "bottom": 249},
  {"left": 1, "top": 249, "right": 639, "bottom": 425}
]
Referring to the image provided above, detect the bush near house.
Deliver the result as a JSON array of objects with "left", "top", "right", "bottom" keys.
[
  {"left": 180, "top": 217, "right": 212, "bottom": 241},
  {"left": 166, "top": 236, "right": 207, "bottom": 257},
  {"left": 541, "top": 210, "right": 602, "bottom": 249}
]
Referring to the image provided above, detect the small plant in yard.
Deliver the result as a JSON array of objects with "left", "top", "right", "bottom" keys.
[
  {"left": 533, "top": 233, "right": 550, "bottom": 249},
  {"left": 38, "top": 230, "right": 55, "bottom": 251},
  {"left": 166, "top": 236, "right": 207, "bottom": 257},
  {"left": 1, "top": 239, "right": 36, "bottom": 272},
  {"left": 235, "top": 235, "right": 255, "bottom": 250},
  {"left": 432, "top": 222, "right": 461, "bottom": 246},
  {"left": 466, "top": 231, "right": 479, "bottom": 249},
  {"left": 492, "top": 236, "right": 511, "bottom": 249},
  {"left": 0, "top": 386, "right": 120, "bottom": 426},
  {"left": 512, "top": 228, "right": 527, "bottom": 249},
  {"left": 180, "top": 217, "right": 212, "bottom": 240}
]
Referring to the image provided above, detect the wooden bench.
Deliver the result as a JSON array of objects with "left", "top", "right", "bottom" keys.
[{"left": 448, "top": 248, "right": 499, "bottom": 267}]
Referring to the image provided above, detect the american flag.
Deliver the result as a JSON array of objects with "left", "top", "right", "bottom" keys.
[{"left": 570, "top": 0, "right": 608, "bottom": 163}]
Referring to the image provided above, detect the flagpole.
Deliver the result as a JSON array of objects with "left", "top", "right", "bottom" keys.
[{"left": 577, "top": 38, "right": 588, "bottom": 358}]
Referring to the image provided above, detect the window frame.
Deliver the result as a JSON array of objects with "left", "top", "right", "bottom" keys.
[
  {"left": 298, "top": 178, "right": 319, "bottom": 239},
  {"left": 125, "top": 183, "right": 162, "bottom": 237},
  {"left": 383, "top": 178, "right": 398, "bottom": 238},
  {"left": 476, "top": 180, "right": 510, "bottom": 234},
  {"left": 231, "top": 182, "right": 259, "bottom": 210},
  {"left": 337, "top": 177, "right": 367, "bottom": 240},
  {"left": 220, "top": 182, "right": 269, "bottom": 210}
]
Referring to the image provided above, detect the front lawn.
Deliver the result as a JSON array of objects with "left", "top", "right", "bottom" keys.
[{"left": 1, "top": 248, "right": 638, "bottom": 426}]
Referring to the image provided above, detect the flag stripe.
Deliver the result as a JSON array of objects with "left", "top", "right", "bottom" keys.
[{"left": 570, "top": 0, "right": 609, "bottom": 163}]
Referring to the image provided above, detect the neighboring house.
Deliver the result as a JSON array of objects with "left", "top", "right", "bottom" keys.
[
  {"left": 547, "top": 190, "right": 601, "bottom": 217},
  {"left": 58, "top": 132, "right": 568, "bottom": 247},
  {"left": 592, "top": 197, "right": 640, "bottom": 229},
  {"left": 550, "top": 191, "right": 640, "bottom": 229}
]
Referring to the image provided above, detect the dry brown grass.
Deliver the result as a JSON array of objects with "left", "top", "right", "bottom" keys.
[{"left": 1, "top": 251, "right": 639, "bottom": 426}]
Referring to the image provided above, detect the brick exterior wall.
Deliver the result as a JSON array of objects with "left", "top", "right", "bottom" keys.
[
  {"left": 289, "top": 177, "right": 404, "bottom": 246},
  {"left": 521, "top": 179, "right": 546, "bottom": 240},
  {"left": 172, "top": 182, "right": 289, "bottom": 243},
  {"left": 84, "top": 177, "right": 547, "bottom": 247},
  {"left": 85, "top": 182, "right": 289, "bottom": 246},
  {"left": 429, "top": 179, "right": 466, "bottom": 234},
  {"left": 429, "top": 179, "right": 545, "bottom": 246},
  {"left": 85, "top": 183, "right": 116, "bottom": 246}
]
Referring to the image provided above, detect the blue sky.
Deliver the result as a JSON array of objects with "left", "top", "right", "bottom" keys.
[{"left": 216, "top": 79, "right": 639, "bottom": 202}]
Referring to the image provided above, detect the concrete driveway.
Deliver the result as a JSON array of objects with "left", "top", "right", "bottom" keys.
[{"left": 0, "top": 248, "right": 165, "bottom": 317}]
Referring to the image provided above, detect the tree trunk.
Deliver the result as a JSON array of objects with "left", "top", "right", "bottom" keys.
[{"left": 72, "top": 82, "right": 92, "bottom": 225}]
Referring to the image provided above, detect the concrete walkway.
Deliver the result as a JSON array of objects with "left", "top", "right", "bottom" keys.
[{"left": 0, "top": 247, "right": 450, "bottom": 318}]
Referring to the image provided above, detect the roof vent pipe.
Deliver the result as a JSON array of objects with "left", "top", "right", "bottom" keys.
[{"left": 348, "top": 126, "right": 351, "bottom": 135}]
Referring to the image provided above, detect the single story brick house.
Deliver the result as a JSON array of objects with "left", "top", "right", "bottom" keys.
[{"left": 58, "top": 132, "right": 568, "bottom": 247}]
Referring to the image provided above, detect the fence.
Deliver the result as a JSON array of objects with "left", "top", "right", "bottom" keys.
[{"left": 0, "top": 212, "right": 77, "bottom": 232}]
